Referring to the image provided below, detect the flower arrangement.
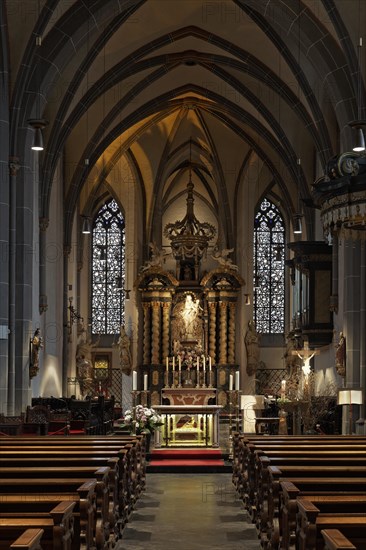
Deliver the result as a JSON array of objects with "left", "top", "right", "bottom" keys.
[{"left": 121, "top": 405, "right": 163, "bottom": 435}]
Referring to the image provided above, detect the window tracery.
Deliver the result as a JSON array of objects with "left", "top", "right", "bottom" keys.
[
  {"left": 91, "top": 198, "right": 125, "bottom": 334},
  {"left": 254, "top": 197, "right": 285, "bottom": 333}
]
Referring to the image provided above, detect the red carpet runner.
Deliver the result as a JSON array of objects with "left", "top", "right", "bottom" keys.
[{"left": 148, "top": 448, "right": 231, "bottom": 473}]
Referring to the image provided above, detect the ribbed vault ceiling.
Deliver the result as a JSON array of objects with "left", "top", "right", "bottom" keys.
[{"left": 4, "top": 0, "right": 364, "bottom": 246}]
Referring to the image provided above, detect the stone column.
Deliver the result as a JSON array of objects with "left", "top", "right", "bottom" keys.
[
  {"left": 343, "top": 237, "right": 361, "bottom": 433},
  {"left": 228, "top": 302, "right": 236, "bottom": 364},
  {"left": 162, "top": 302, "right": 170, "bottom": 361},
  {"left": 39, "top": 217, "right": 49, "bottom": 314},
  {"left": 359, "top": 240, "right": 366, "bottom": 426},
  {"left": 151, "top": 301, "right": 161, "bottom": 364},
  {"left": 208, "top": 302, "right": 217, "bottom": 363},
  {"left": 219, "top": 301, "right": 228, "bottom": 364},
  {"left": 142, "top": 303, "right": 151, "bottom": 365},
  {"left": 330, "top": 229, "right": 339, "bottom": 312},
  {"left": 6, "top": 158, "right": 20, "bottom": 415}
]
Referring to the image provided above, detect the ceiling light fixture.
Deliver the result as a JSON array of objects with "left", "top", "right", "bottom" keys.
[{"left": 81, "top": 216, "right": 91, "bottom": 234}]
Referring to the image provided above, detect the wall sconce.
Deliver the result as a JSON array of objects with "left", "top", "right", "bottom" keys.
[
  {"left": 115, "top": 276, "right": 131, "bottom": 300},
  {"left": 293, "top": 214, "right": 303, "bottom": 235},
  {"left": 68, "top": 297, "right": 84, "bottom": 336},
  {"left": 28, "top": 118, "right": 48, "bottom": 151},
  {"left": 81, "top": 216, "right": 91, "bottom": 234},
  {"left": 244, "top": 294, "right": 251, "bottom": 305},
  {"left": 349, "top": 122, "right": 366, "bottom": 152}
]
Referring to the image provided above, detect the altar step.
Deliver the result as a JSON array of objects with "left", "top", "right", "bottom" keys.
[{"left": 147, "top": 448, "right": 232, "bottom": 473}]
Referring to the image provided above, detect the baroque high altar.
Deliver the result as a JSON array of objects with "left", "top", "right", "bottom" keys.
[{"left": 135, "top": 176, "right": 244, "bottom": 446}]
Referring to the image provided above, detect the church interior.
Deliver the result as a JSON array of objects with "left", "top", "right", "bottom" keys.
[{"left": 1, "top": 1, "right": 366, "bottom": 548}]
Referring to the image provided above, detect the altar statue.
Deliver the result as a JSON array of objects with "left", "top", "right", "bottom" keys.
[
  {"left": 182, "top": 294, "right": 202, "bottom": 338},
  {"left": 76, "top": 352, "right": 94, "bottom": 397}
]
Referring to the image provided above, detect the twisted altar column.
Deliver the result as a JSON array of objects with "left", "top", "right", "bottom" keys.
[
  {"left": 228, "top": 302, "right": 236, "bottom": 364},
  {"left": 162, "top": 302, "right": 171, "bottom": 361},
  {"left": 219, "top": 301, "right": 228, "bottom": 364},
  {"left": 142, "top": 303, "right": 151, "bottom": 365},
  {"left": 151, "top": 301, "right": 161, "bottom": 364},
  {"left": 208, "top": 302, "right": 217, "bottom": 363}
]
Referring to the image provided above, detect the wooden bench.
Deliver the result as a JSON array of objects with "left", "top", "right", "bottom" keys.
[
  {"left": 265, "top": 476, "right": 366, "bottom": 550},
  {"left": 280, "top": 484, "right": 366, "bottom": 550},
  {"left": 0, "top": 501, "right": 75, "bottom": 550},
  {"left": 0, "top": 478, "right": 97, "bottom": 550},
  {"left": 9, "top": 528, "right": 44, "bottom": 550},
  {"left": 321, "top": 529, "right": 366, "bottom": 550},
  {"left": 296, "top": 499, "right": 366, "bottom": 550},
  {"left": 0, "top": 435, "right": 145, "bottom": 533}
]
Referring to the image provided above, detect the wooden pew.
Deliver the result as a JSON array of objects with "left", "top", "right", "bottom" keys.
[
  {"left": 0, "top": 466, "right": 110, "bottom": 549},
  {"left": 265, "top": 476, "right": 366, "bottom": 550},
  {"left": 9, "top": 528, "right": 44, "bottom": 550},
  {"left": 321, "top": 529, "right": 366, "bottom": 550},
  {"left": 281, "top": 484, "right": 366, "bottom": 550},
  {"left": 296, "top": 499, "right": 366, "bottom": 550},
  {"left": 0, "top": 435, "right": 145, "bottom": 532},
  {"left": 0, "top": 479, "right": 97, "bottom": 550},
  {"left": 0, "top": 501, "right": 75, "bottom": 550}
]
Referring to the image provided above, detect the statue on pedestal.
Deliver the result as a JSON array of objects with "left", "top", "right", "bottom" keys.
[
  {"left": 116, "top": 325, "right": 132, "bottom": 375},
  {"left": 30, "top": 329, "right": 43, "bottom": 378},
  {"left": 335, "top": 331, "right": 346, "bottom": 377}
]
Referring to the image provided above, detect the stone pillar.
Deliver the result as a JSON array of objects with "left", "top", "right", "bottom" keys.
[
  {"left": 151, "top": 301, "right": 161, "bottom": 364},
  {"left": 359, "top": 241, "right": 366, "bottom": 425},
  {"left": 228, "top": 302, "right": 236, "bottom": 364},
  {"left": 63, "top": 245, "right": 71, "bottom": 396},
  {"left": 162, "top": 302, "right": 170, "bottom": 361},
  {"left": 142, "top": 303, "right": 151, "bottom": 365},
  {"left": 6, "top": 158, "right": 20, "bottom": 415},
  {"left": 219, "top": 301, "right": 228, "bottom": 364},
  {"left": 208, "top": 302, "right": 217, "bottom": 363},
  {"left": 39, "top": 217, "right": 49, "bottom": 314},
  {"left": 330, "top": 229, "right": 339, "bottom": 312}
]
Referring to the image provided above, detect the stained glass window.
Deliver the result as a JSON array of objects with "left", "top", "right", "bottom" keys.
[
  {"left": 91, "top": 198, "right": 125, "bottom": 334},
  {"left": 254, "top": 197, "right": 285, "bottom": 333}
]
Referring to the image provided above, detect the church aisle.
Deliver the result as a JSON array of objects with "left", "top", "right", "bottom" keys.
[{"left": 116, "top": 473, "right": 260, "bottom": 550}]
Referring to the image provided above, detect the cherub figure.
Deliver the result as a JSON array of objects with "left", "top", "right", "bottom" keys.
[
  {"left": 140, "top": 242, "right": 170, "bottom": 272},
  {"left": 211, "top": 246, "right": 238, "bottom": 272}
]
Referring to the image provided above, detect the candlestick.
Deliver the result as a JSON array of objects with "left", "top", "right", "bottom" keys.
[
  {"left": 203, "top": 356, "right": 206, "bottom": 371},
  {"left": 209, "top": 356, "right": 212, "bottom": 371},
  {"left": 178, "top": 356, "right": 181, "bottom": 371},
  {"left": 196, "top": 356, "right": 199, "bottom": 368},
  {"left": 172, "top": 357, "right": 175, "bottom": 371},
  {"left": 166, "top": 357, "right": 169, "bottom": 371},
  {"left": 132, "top": 371, "right": 137, "bottom": 391},
  {"left": 229, "top": 374, "right": 233, "bottom": 391},
  {"left": 235, "top": 371, "right": 240, "bottom": 390},
  {"left": 144, "top": 374, "right": 148, "bottom": 391}
]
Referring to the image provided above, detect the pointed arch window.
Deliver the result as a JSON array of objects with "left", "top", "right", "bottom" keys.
[
  {"left": 254, "top": 197, "right": 285, "bottom": 333},
  {"left": 91, "top": 198, "right": 125, "bottom": 334}
]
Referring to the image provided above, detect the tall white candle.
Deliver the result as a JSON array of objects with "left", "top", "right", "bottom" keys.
[
  {"left": 209, "top": 356, "right": 212, "bottom": 371},
  {"left": 197, "top": 356, "right": 199, "bottom": 368},
  {"left": 166, "top": 357, "right": 169, "bottom": 371},
  {"left": 281, "top": 379, "right": 286, "bottom": 397},
  {"left": 172, "top": 357, "right": 175, "bottom": 371},
  {"left": 235, "top": 371, "right": 240, "bottom": 390},
  {"left": 178, "top": 356, "right": 181, "bottom": 371},
  {"left": 143, "top": 374, "right": 148, "bottom": 391},
  {"left": 203, "top": 356, "right": 206, "bottom": 371},
  {"left": 132, "top": 371, "right": 137, "bottom": 391},
  {"left": 229, "top": 374, "right": 233, "bottom": 391}
]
